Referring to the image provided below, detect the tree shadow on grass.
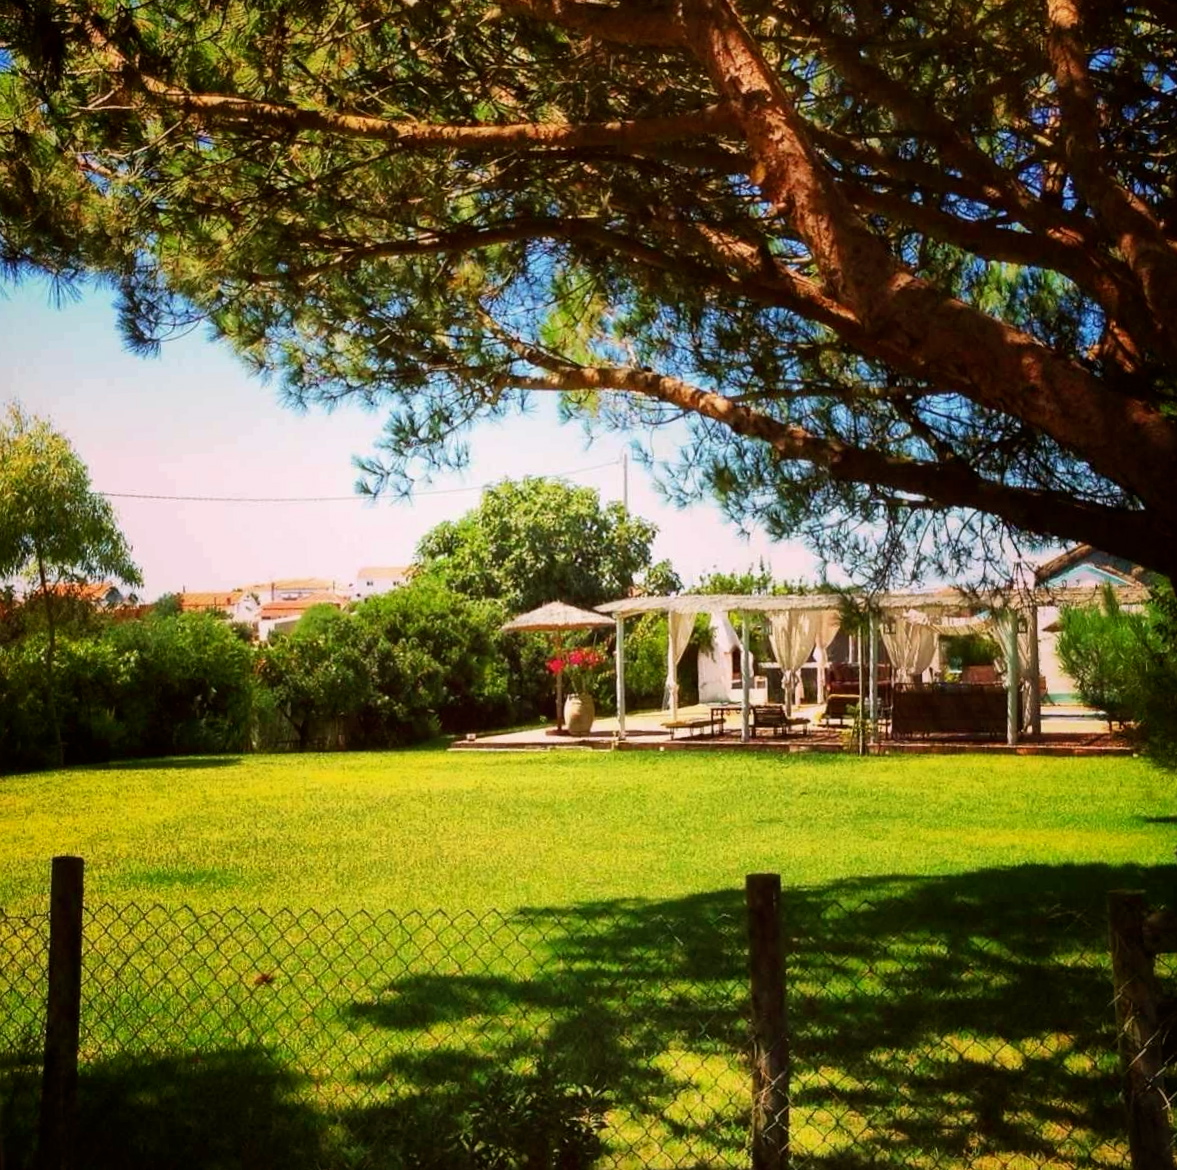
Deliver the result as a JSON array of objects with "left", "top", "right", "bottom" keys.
[
  {"left": 3, "top": 1047, "right": 331, "bottom": 1170},
  {"left": 337, "top": 860, "right": 1171, "bottom": 1169},
  {"left": 5, "top": 862, "right": 1172, "bottom": 1169},
  {"left": 101, "top": 756, "right": 243, "bottom": 771}
]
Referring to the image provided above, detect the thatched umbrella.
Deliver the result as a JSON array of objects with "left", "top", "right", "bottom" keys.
[{"left": 501, "top": 601, "right": 614, "bottom": 733}]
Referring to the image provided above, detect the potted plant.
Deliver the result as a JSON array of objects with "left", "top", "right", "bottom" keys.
[{"left": 547, "top": 647, "right": 608, "bottom": 734}]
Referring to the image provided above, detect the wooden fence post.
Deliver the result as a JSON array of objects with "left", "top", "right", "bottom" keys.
[
  {"left": 38, "top": 856, "right": 84, "bottom": 1170},
  {"left": 747, "top": 873, "right": 789, "bottom": 1170},
  {"left": 1108, "top": 890, "right": 1175, "bottom": 1170}
]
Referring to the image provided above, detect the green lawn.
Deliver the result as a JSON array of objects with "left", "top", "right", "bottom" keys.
[
  {"left": 0, "top": 749, "right": 1171, "bottom": 910},
  {"left": 2, "top": 749, "right": 1173, "bottom": 1170}
]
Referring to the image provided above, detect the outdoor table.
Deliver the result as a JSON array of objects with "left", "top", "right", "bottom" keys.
[{"left": 709, "top": 704, "right": 743, "bottom": 732}]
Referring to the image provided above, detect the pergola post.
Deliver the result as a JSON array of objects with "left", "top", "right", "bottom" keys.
[
  {"left": 1006, "top": 610, "right": 1020, "bottom": 747},
  {"left": 1026, "top": 601, "right": 1041, "bottom": 736},
  {"left": 868, "top": 611, "right": 879, "bottom": 725},
  {"left": 615, "top": 614, "right": 627, "bottom": 741},
  {"left": 741, "top": 614, "right": 752, "bottom": 743}
]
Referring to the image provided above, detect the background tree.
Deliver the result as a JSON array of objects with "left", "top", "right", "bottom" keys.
[
  {"left": 108, "top": 611, "right": 255, "bottom": 756},
  {"left": 414, "top": 478, "right": 657, "bottom": 613},
  {"left": 3, "top": 2, "right": 1177, "bottom": 584},
  {"left": 353, "top": 577, "right": 513, "bottom": 737},
  {"left": 1055, "top": 584, "right": 1177, "bottom": 758},
  {"left": 256, "top": 605, "right": 374, "bottom": 751},
  {"left": 0, "top": 402, "right": 141, "bottom": 763}
]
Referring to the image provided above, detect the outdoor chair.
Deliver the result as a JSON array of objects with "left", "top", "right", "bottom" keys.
[
  {"left": 822, "top": 693, "right": 859, "bottom": 727},
  {"left": 751, "top": 704, "right": 809, "bottom": 737}
]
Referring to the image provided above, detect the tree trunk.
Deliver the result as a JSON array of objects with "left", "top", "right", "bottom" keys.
[{"left": 36, "top": 553, "right": 64, "bottom": 769}]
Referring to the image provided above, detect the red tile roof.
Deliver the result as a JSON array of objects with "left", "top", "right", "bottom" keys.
[
  {"left": 177, "top": 591, "right": 245, "bottom": 612},
  {"left": 258, "top": 592, "right": 349, "bottom": 619}
]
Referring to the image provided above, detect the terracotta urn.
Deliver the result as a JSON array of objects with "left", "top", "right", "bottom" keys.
[{"left": 564, "top": 693, "right": 595, "bottom": 735}]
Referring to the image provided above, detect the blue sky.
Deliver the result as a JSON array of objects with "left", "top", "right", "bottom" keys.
[{"left": 2, "top": 278, "right": 820, "bottom": 598}]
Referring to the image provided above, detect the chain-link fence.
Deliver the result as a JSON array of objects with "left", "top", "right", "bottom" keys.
[
  {"left": 2, "top": 874, "right": 1172, "bottom": 1170},
  {"left": 0, "top": 907, "right": 49, "bottom": 1156}
]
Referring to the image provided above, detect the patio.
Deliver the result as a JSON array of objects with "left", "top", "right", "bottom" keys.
[
  {"left": 479, "top": 582, "right": 1146, "bottom": 758},
  {"left": 452, "top": 701, "right": 1131, "bottom": 757}
]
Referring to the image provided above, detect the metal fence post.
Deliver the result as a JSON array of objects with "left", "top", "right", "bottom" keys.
[
  {"left": 1108, "top": 890, "right": 1175, "bottom": 1170},
  {"left": 747, "top": 873, "right": 789, "bottom": 1170},
  {"left": 38, "top": 856, "right": 84, "bottom": 1170}
]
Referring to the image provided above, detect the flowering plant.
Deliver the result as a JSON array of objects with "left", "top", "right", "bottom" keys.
[{"left": 546, "top": 646, "right": 608, "bottom": 697}]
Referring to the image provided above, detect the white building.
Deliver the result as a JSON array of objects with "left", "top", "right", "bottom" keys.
[
  {"left": 351, "top": 566, "right": 411, "bottom": 601},
  {"left": 696, "top": 612, "right": 770, "bottom": 705}
]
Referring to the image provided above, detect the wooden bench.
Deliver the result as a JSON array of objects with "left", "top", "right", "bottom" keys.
[{"left": 662, "top": 715, "right": 720, "bottom": 740}]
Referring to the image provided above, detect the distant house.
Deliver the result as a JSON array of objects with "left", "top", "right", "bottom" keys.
[
  {"left": 257, "top": 591, "right": 349, "bottom": 642},
  {"left": 246, "top": 578, "right": 339, "bottom": 602},
  {"left": 22, "top": 581, "right": 128, "bottom": 608},
  {"left": 176, "top": 590, "right": 260, "bottom": 626},
  {"left": 1034, "top": 544, "right": 1155, "bottom": 703},
  {"left": 351, "top": 566, "right": 411, "bottom": 601}
]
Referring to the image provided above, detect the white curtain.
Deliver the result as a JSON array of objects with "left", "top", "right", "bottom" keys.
[
  {"left": 991, "top": 614, "right": 1034, "bottom": 672},
  {"left": 880, "top": 612, "right": 938, "bottom": 683},
  {"left": 932, "top": 614, "right": 995, "bottom": 638},
  {"left": 812, "top": 610, "right": 842, "bottom": 702},
  {"left": 990, "top": 611, "right": 1035, "bottom": 721},
  {"left": 666, "top": 609, "right": 696, "bottom": 720},
  {"left": 931, "top": 612, "right": 1032, "bottom": 681},
  {"left": 768, "top": 612, "right": 820, "bottom": 714}
]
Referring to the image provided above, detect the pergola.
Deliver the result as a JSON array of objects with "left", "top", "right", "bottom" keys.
[{"left": 595, "top": 582, "right": 1150, "bottom": 746}]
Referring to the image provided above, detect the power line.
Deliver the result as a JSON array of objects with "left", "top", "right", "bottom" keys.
[{"left": 100, "top": 458, "right": 623, "bottom": 504}]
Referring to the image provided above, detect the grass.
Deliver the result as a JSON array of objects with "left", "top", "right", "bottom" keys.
[
  {"left": 0, "top": 749, "right": 1171, "bottom": 911},
  {"left": 1, "top": 749, "right": 1174, "bottom": 1169}
]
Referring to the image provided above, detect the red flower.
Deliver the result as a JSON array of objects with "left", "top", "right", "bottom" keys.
[{"left": 547, "top": 645, "right": 608, "bottom": 695}]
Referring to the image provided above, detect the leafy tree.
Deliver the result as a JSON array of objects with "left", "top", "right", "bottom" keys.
[
  {"left": 695, "top": 563, "right": 778, "bottom": 597},
  {"left": 1056, "top": 584, "right": 1147, "bottom": 728},
  {"left": 256, "top": 605, "right": 374, "bottom": 750},
  {"left": 354, "top": 577, "right": 513, "bottom": 736},
  {"left": 108, "top": 611, "right": 254, "bottom": 755},
  {"left": 151, "top": 593, "right": 184, "bottom": 618},
  {"left": 0, "top": 403, "right": 141, "bottom": 763},
  {"left": 1055, "top": 583, "right": 1177, "bottom": 757},
  {"left": 638, "top": 560, "right": 684, "bottom": 598},
  {"left": 415, "top": 478, "right": 656, "bottom": 613},
  {"left": 4, "top": 3, "right": 1177, "bottom": 583},
  {"left": 941, "top": 634, "right": 1002, "bottom": 674}
]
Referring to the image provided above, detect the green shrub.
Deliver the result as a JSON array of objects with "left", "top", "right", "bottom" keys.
[
  {"left": 1056, "top": 584, "right": 1177, "bottom": 761},
  {"left": 0, "top": 612, "right": 254, "bottom": 771},
  {"left": 108, "top": 612, "right": 255, "bottom": 755},
  {"left": 458, "top": 1066, "right": 607, "bottom": 1170},
  {"left": 354, "top": 580, "right": 513, "bottom": 737},
  {"left": 1056, "top": 586, "right": 1146, "bottom": 730}
]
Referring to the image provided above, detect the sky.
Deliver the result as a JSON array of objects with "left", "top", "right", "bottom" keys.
[{"left": 2, "top": 278, "right": 822, "bottom": 600}]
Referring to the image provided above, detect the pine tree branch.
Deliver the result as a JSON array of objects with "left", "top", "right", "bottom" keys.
[
  {"left": 1045, "top": 0, "right": 1177, "bottom": 349},
  {"left": 673, "top": 0, "right": 1177, "bottom": 515},
  {"left": 508, "top": 357, "right": 1162, "bottom": 561},
  {"left": 84, "top": 17, "right": 730, "bottom": 151}
]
